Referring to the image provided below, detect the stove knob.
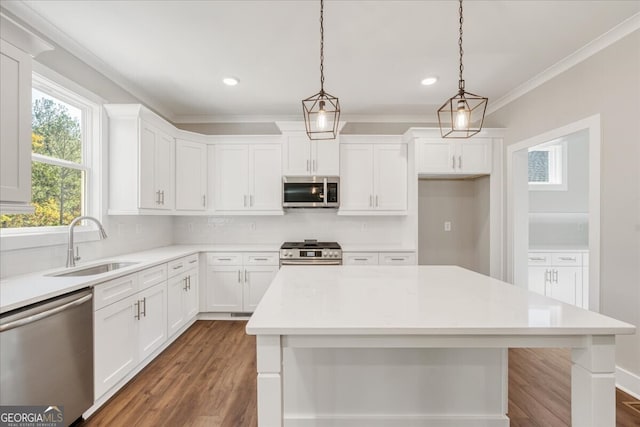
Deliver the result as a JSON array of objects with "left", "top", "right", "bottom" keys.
[{"left": 330, "top": 251, "right": 335, "bottom": 257}]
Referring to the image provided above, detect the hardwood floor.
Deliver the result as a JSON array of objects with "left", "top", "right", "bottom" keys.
[{"left": 82, "top": 320, "right": 640, "bottom": 427}]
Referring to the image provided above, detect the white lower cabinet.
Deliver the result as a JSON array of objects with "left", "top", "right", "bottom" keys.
[
  {"left": 343, "top": 251, "right": 416, "bottom": 266},
  {"left": 167, "top": 255, "right": 199, "bottom": 337},
  {"left": 205, "top": 252, "right": 278, "bottom": 312},
  {"left": 527, "top": 251, "right": 586, "bottom": 308},
  {"left": 94, "top": 264, "right": 168, "bottom": 399}
]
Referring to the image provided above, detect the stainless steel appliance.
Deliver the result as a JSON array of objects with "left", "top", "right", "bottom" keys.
[
  {"left": 280, "top": 240, "right": 342, "bottom": 266},
  {"left": 0, "top": 288, "right": 93, "bottom": 426},
  {"left": 282, "top": 176, "right": 339, "bottom": 208}
]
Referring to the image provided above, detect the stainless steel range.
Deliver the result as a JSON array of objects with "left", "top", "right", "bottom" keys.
[{"left": 280, "top": 240, "right": 342, "bottom": 266}]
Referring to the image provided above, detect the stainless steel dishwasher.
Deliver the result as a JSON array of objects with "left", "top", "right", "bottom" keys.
[{"left": 1, "top": 288, "right": 93, "bottom": 426}]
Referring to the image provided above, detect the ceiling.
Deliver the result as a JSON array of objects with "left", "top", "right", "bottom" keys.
[{"left": 8, "top": 1, "right": 640, "bottom": 122}]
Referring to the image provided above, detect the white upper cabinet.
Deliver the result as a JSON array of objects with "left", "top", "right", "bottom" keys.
[
  {"left": 339, "top": 136, "right": 408, "bottom": 215},
  {"left": 282, "top": 134, "right": 339, "bottom": 176},
  {"left": 175, "top": 138, "right": 207, "bottom": 211},
  {"left": 105, "top": 104, "right": 176, "bottom": 214},
  {"left": 416, "top": 138, "right": 492, "bottom": 176},
  {"left": 212, "top": 137, "right": 282, "bottom": 214},
  {"left": 0, "top": 16, "right": 52, "bottom": 213}
]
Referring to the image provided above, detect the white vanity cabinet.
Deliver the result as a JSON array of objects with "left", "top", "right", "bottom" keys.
[
  {"left": 175, "top": 138, "right": 208, "bottom": 212},
  {"left": 527, "top": 251, "right": 587, "bottom": 308},
  {"left": 212, "top": 139, "right": 282, "bottom": 214},
  {"left": 282, "top": 134, "right": 339, "bottom": 176},
  {"left": 93, "top": 264, "right": 168, "bottom": 399},
  {"left": 105, "top": 104, "right": 175, "bottom": 214},
  {"left": 0, "top": 17, "right": 51, "bottom": 213},
  {"left": 167, "top": 254, "right": 199, "bottom": 337},
  {"left": 339, "top": 137, "right": 408, "bottom": 214},
  {"left": 205, "top": 252, "right": 279, "bottom": 313},
  {"left": 416, "top": 138, "right": 492, "bottom": 176}
]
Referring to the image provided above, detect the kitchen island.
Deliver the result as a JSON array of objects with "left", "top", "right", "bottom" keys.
[{"left": 245, "top": 265, "right": 635, "bottom": 427}]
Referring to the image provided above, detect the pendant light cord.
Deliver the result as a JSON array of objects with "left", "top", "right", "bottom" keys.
[
  {"left": 319, "top": 0, "right": 325, "bottom": 94},
  {"left": 458, "top": 0, "right": 465, "bottom": 92}
]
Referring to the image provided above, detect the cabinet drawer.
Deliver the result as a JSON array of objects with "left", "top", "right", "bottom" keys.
[
  {"left": 343, "top": 253, "right": 379, "bottom": 265},
  {"left": 184, "top": 254, "right": 199, "bottom": 270},
  {"left": 551, "top": 253, "right": 582, "bottom": 266},
  {"left": 168, "top": 254, "right": 199, "bottom": 276},
  {"left": 243, "top": 252, "right": 278, "bottom": 266},
  {"left": 94, "top": 273, "right": 139, "bottom": 310},
  {"left": 138, "top": 264, "right": 168, "bottom": 291},
  {"left": 379, "top": 252, "right": 416, "bottom": 265},
  {"left": 207, "top": 253, "right": 242, "bottom": 266},
  {"left": 527, "top": 253, "right": 551, "bottom": 265}
]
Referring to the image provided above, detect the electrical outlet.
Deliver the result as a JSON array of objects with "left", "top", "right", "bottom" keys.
[{"left": 444, "top": 221, "right": 452, "bottom": 232}]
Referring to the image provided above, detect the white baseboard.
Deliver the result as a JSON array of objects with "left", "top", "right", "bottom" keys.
[
  {"left": 283, "top": 415, "right": 509, "bottom": 427},
  {"left": 616, "top": 365, "right": 640, "bottom": 399}
]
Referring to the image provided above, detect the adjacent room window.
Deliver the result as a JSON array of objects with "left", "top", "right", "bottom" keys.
[
  {"left": 528, "top": 139, "right": 567, "bottom": 191},
  {"left": 1, "top": 74, "right": 98, "bottom": 230}
]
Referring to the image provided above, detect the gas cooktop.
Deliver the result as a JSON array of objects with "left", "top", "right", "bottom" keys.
[{"left": 280, "top": 240, "right": 341, "bottom": 250}]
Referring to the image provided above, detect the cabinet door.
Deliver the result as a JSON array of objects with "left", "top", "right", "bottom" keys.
[
  {"left": 0, "top": 40, "right": 32, "bottom": 208},
  {"left": 313, "top": 139, "right": 339, "bottom": 175},
  {"left": 379, "top": 252, "right": 416, "bottom": 265},
  {"left": 527, "top": 267, "right": 548, "bottom": 297},
  {"left": 138, "top": 282, "right": 167, "bottom": 361},
  {"left": 458, "top": 139, "right": 491, "bottom": 174},
  {"left": 283, "top": 135, "right": 311, "bottom": 175},
  {"left": 176, "top": 139, "right": 207, "bottom": 210},
  {"left": 94, "top": 295, "right": 138, "bottom": 398},
  {"left": 214, "top": 144, "right": 249, "bottom": 211},
  {"left": 343, "top": 252, "right": 379, "bottom": 265},
  {"left": 167, "top": 273, "right": 187, "bottom": 336},
  {"left": 548, "top": 267, "right": 581, "bottom": 306},
  {"left": 243, "top": 266, "right": 278, "bottom": 312},
  {"left": 339, "top": 144, "right": 374, "bottom": 211},
  {"left": 206, "top": 266, "right": 243, "bottom": 312},
  {"left": 139, "top": 123, "right": 158, "bottom": 209},
  {"left": 250, "top": 143, "right": 282, "bottom": 210},
  {"left": 374, "top": 144, "right": 407, "bottom": 211},
  {"left": 416, "top": 139, "right": 456, "bottom": 174},
  {"left": 184, "top": 269, "right": 199, "bottom": 321},
  {"left": 155, "top": 130, "right": 174, "bottom": 209}
]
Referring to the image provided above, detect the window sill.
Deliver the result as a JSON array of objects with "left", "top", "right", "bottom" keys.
[{"left": 0, "top": 226, "right": 102, "bottom": 251}]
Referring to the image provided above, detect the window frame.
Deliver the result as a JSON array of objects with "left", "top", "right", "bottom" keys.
[
  {"left": 1, "top": 65, "right": 104, "bottom": 250},
  {"left": 528, "top": 139, "right": 568, "bottom": 192}
]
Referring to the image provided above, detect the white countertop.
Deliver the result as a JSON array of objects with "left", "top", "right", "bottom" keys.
[
  {"left": 0, "top": 243, "right": 280, "bottom": 314},
  {"left": 246, "top": 265, "right": 635, "bottom": 336},
  {"left": 340, "top": 245, "right": 415, "bottom": 252},
  {"left": 529, "top": 246, "right": 589, "bottom": 252}
]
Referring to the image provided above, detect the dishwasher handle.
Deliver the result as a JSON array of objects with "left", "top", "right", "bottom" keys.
[{"left": 0, "top": 291, "right": 93, "bottom": 333}]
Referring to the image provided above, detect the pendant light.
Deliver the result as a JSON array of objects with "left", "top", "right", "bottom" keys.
[
  {"left": 302, "top": 0, "right": 340, "bottom": 140},
  {"left": 437, "top": 0, "right": 488, "bottom": 138}
]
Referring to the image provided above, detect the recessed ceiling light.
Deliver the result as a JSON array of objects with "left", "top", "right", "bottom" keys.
[
  {"left": 421, "top": 76, "right": 438, "bottom": 86},
  {"left": 223, "top": 77, "right": 239, "bottom": 86}
]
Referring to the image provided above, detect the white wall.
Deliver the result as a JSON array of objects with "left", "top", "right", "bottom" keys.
[
  {"left": 486, "top": 30, "right": 640, "bottom": 392},
  {"left": 173, "top": 211, "right": 414, "bottom": 249}
]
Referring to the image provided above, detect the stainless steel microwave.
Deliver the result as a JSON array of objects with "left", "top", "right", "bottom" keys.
[{"left": 282, "top": 176, "right": 339, "bottom": 208}]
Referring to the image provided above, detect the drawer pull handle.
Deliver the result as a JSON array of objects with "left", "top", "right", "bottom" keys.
[
  {"left": 559, "top": 257, "right": 576, "bottom": 261},
  {"left": 172, "top": 265, "right": 183, "bottom": 270},
  {"left": 217, "top": 258, "right": 232, "bottom": 261},
  {"left": 529, "top": 257, "right": 545, "bottom": 261},
  {"left": 354, "top": 258, "right": 368, "bottom": 261},
  {"left": 390, "top": 258, "right": 405, "bottom": 261},
  {"left": 189, "top": 259, "right": 198, "bottom": 264},
  {"left": 253, "top": 258, "right": 268, "bottom": 261}
]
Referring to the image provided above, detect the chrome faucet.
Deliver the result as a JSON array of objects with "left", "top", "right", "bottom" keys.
[{"left": 66, "top": 216, "right": 108, "bottom": 268}]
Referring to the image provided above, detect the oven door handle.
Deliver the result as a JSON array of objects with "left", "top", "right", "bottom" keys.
[
  {"left": 323, "top": 178, "right": 328, "bottom": 206},
  {"left": 280, "top": 260, "right": 342, "bottom": 266}
]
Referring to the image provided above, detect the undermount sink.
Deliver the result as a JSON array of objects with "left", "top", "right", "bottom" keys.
[{"left": 49, "top": 262, "right": 138, "bottom": 277}]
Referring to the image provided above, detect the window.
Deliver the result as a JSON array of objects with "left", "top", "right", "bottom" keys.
[
  {"left": 528, "top": 139, "right": 567, "bottom": 191},
  {"left": 1, "top": 72, "right": 100, "bottom": 234}
]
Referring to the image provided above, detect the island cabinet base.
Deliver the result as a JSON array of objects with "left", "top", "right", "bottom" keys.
[
  {"left": 256, "top": 337, "right": 509, "bottom": 427},
  {"left": 256, "top": 334, "right": 618, "bottom": 427}
]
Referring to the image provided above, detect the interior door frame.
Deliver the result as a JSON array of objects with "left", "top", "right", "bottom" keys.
[{"left": 506, "top": 114, "right": 601, "bottom": 312}]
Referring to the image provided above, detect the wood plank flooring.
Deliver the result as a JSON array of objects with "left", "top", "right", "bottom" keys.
[{"left": 81, "top": 320, "right": 640, "bottom": 427}]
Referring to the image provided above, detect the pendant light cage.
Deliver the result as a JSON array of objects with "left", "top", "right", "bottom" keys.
[
  {"left": 302, "top": 0, "right": 340, "bottom": 140},
  {"left": 437, "top": 0, "right": 488, "bottom": 138},
  {"left": 302, "top": 91, "right": 341, "bottom": 140}
]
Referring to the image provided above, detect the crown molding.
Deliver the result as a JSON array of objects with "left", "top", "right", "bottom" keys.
[
  {"left": 174, "top": 113, "right": 438, "bottom": 124},
  {"left": 487, "top": 12, "right": 640, "bottom": 116},
  {"left": 1, "top": 1, "right": 176, "bottom": 122}
]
